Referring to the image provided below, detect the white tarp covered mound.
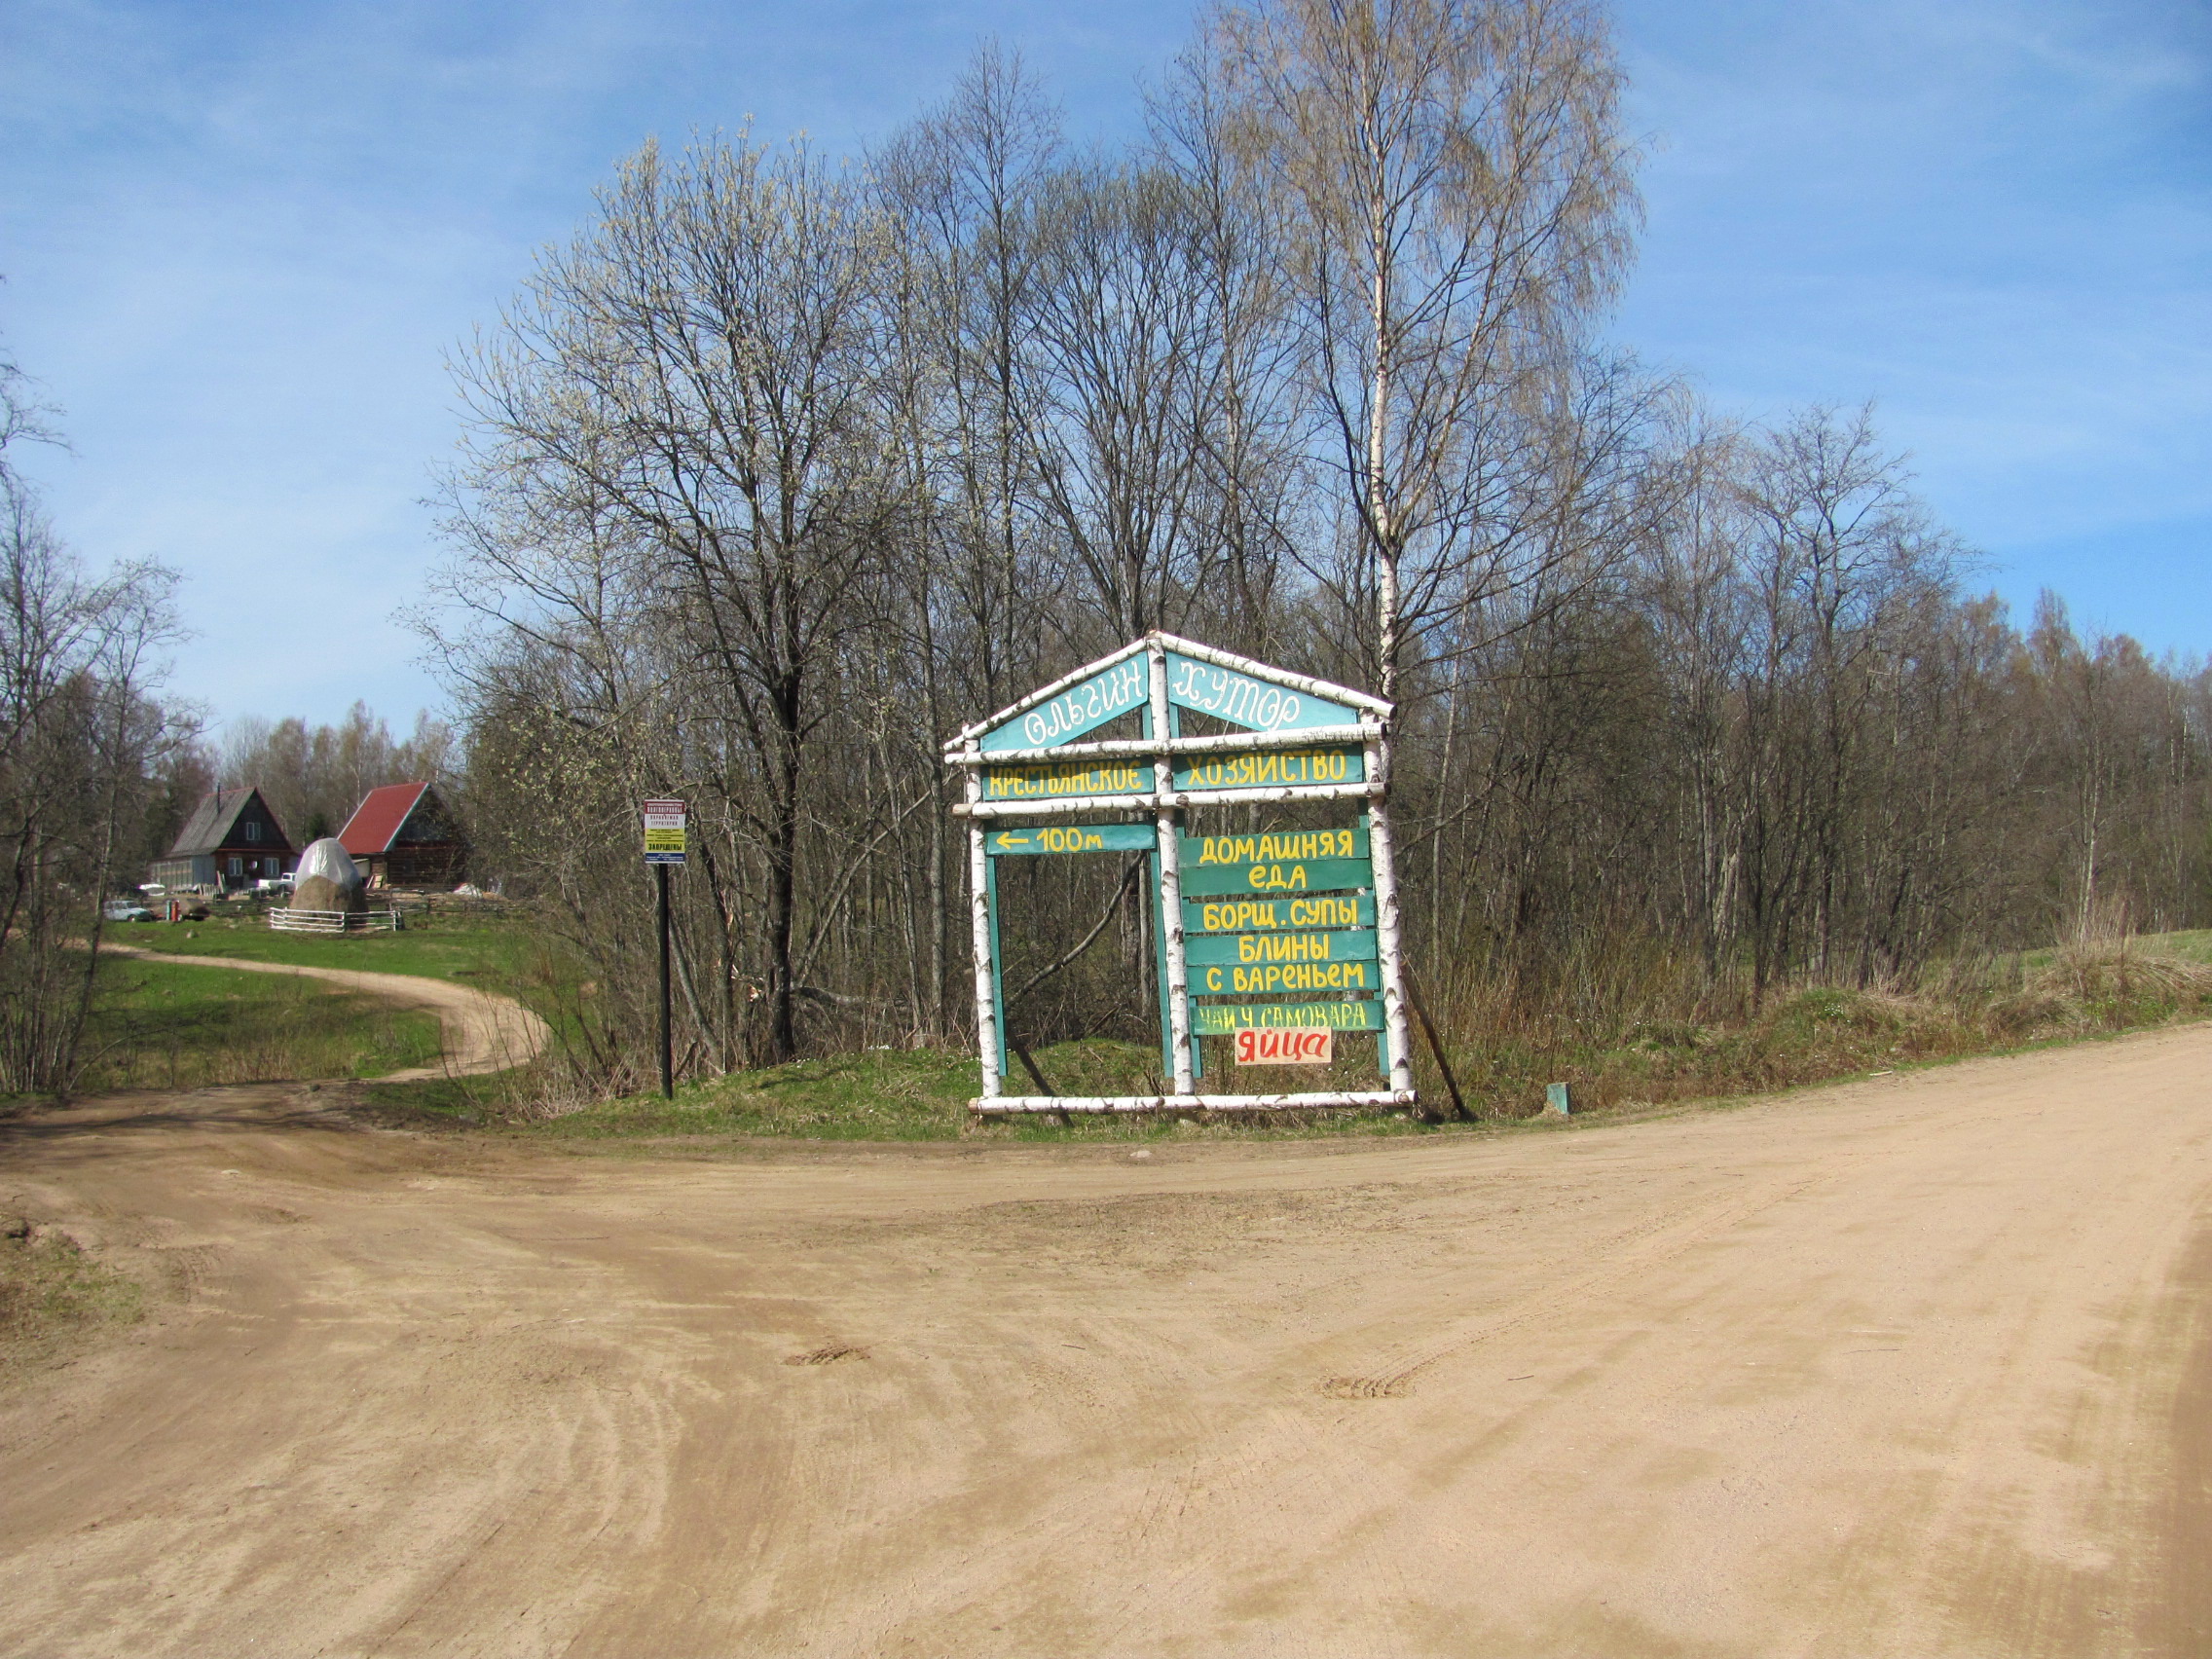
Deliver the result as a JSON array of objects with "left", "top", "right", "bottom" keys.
[{"left": 291, "top": 837, "right": 366, "bottom": 912}]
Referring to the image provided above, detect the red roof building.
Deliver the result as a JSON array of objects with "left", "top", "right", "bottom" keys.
[{"left": 338, "top": 783, "right": 468, "bottom": 889}]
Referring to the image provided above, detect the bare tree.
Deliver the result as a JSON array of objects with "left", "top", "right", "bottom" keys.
[
  {"left": 418, "top": 44, "right": 2212, "bottom": 1106},
  {"left": 448, "top": 132, "right": 901, "bottom": 1063},
  {"left": 0, "top": 433, "right": 185, "bottom": 1090},
  {"left": 217, "top": 702, "right": 459, "bottom": 842},
  {"left": 1207, "top": 0, "right": 1639, "bottom": 700}
]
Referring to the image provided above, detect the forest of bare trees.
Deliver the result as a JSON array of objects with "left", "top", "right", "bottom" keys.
[
  {"left": 418, "top": 0, "right": 2212, "bottom": 1095},
  {"left": 0, "top": 336, "right": 188, "bottom": 1092},
  {"left": 213, "top": 704, "right": 459, "bottom": 846}
]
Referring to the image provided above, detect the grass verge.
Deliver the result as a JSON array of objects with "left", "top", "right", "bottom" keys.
[
  {"left": 78, "top": 955, "right": 444, "bottom": 1090},
  {"left": 1459, "top": 940, "right": 2212, "bottom": 1118},
  {"left": 363, "top": 937, "right": 2212, "bottom": 1148},
  {"left": 107, "top": 911, "right": 526, "bottom": 984},
  {"left": 371, "top": 1039, "right": 1447, "bottom": 1145}
]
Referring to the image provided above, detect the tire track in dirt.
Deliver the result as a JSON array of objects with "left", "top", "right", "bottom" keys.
[
  {"left": 6, "top": 1032, "right": 2212, "bottom": 1654},
  {"left": 1315, "top": 1160, "right": 1871, "bottom": 1398}
]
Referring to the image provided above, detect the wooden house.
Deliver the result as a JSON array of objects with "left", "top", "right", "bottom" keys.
[
  {"left": 149, "top": 787, "right": 295, "bottom": 892},
  {"left": 339, "top": 782, "right": 468, "bottom": 888}
]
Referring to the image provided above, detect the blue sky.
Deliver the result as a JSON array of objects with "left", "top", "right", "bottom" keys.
[{"left": 3, "top": 0, "right": 2205, "bottom": 736}]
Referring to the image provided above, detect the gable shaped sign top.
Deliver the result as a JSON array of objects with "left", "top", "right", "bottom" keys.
[{"left": 969, "top": 637, "right": 1377, "bottom": 756}]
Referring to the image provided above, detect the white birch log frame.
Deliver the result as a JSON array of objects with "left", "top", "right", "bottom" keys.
[
  {"left": 949, "top": 723, "right": 1376, "bottom": 765},
  {"left": 944, "top": 638, "right": 1153, "bottom": 750},
  {"left": 1150, "top": 640, "right": 1196, "bottom": 1096},
  {"left": 944, "top": 633, "right": 1412, "bottom": 1116},
  {"left": 1147, "top": 633, "right": 1392, "bottom": 716},
  {"left": 942, "top": 632, "right": 1386, "bottom": 751},
  {"left": 956, "top": 783, "right": 1383, "bottom": 818},
  {"left": 977, "top": 1090, "right": 1419, "bottom": 1114},
  {"left": 963, "top": 747, "right": 1000, "bottom": 1101},
  {"left": 1361, "top": 718, "right": 1417, "bottom": 1095}
]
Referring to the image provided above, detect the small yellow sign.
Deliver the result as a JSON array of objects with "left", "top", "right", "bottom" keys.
[{"left": 643, "top": 798, "right": 687, "bottom": 865}]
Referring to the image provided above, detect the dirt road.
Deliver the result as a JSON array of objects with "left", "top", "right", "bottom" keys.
[
  {"left": 4, "top": 1026, "right": 2210, "bottom": 1656},
  {"left": 96, "top": 943, "right": 550, "bottom": 1080}
]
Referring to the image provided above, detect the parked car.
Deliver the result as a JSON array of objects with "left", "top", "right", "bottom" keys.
[
  {"left": 253, "top": 875, "right": 294, "bottom": 896},
  {"left": 102, "top": 899, "right": 155, "bottom": 923}
]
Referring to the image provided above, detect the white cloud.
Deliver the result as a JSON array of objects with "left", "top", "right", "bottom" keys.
[
  {"left": 6, "top": 0, "right": 2208, "bottom": 728},
  {"left": 1610, "top": 0, "right": 2212, "bottom": 644}
]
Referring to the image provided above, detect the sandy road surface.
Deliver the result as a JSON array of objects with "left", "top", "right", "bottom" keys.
[
  {"left": 4, "top": 1030, "right": 2212, "bottom": 1657},
  {"left": 95, "top": 943, "right": 549, "bottom": 1080}
]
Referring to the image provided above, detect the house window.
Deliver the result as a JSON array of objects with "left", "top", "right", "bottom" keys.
[
  {"left": 228, "top": 857, "right": 242, "bottom": 877},
  {"left": 243, "top": 821, "right": 261, "bottom": 843}
]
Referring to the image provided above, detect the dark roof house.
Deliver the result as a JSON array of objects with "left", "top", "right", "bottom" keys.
[
  {"left": 338, "top": 782, "right": 467, "bottom": 888},
  {"left": 149, "top": 787, "right": 294, "bottom": 891}
]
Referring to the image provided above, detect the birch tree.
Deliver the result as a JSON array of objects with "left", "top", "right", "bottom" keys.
[{"left": 1208, "top": 0, "right": 1637, "bottom": 700}]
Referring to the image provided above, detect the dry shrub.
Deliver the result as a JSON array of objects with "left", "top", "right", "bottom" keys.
[
  {"left": 1422, "top": 939, "right": 2212, "bottom": 1123},
  {"left": 1993, "top": 947, "right": 2212, "bottom": 1038}
]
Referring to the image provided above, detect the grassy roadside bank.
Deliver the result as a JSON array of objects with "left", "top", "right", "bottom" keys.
[
  {"left": 0, "top": 1218, "right": 145, "bottom": 1382},
  {"left": 365, "top": 936, "right": 2212, "bottom": 1147},
  {"left": 1444, "top": 936, "right": 2212, "bottom": 1119}
]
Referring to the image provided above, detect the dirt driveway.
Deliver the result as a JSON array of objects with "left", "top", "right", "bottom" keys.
[
  {"left": 94, "top": 943, "right": 550, "bottom": 1080},
  {"left": 4, "top": 1027, "right": 2211, "bottom": 1656}
]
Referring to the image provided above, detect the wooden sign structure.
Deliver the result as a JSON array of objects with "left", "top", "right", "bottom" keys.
[{"left": 944, "top": 633, "right": 1416, "bottom": 1114}]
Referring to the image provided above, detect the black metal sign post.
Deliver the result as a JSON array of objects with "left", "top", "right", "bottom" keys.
[
  {"left": 643, "top": 799, "right": 686, "bottom": 1100},
  {"left": 655, "top": 863, "right": 673, "bottom": 1099}
]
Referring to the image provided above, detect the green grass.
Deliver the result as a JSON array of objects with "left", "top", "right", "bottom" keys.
[
  {"left": 360, "top": 932, "right": 2212, "bottom": 1150},
  {"left": 403, "top": 1037, "right": 1446, "bottom": 1146},
  {"left": 110, "top": 911, "right": 526, "bottom": 984},
  {"left": 78, "top": 955, "right": 444, "bottom": 1089},
  {"left": 1440, "top": 938, "right": 2212, "bottom": 1119},
  {"left": 2121, "top": 929, "right": 2212, "bottom": 965}
]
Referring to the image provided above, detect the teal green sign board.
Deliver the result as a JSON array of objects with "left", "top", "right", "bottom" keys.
[
  {"left": 1165, "top": 651, "right": 1360, "bottom": 733},
  {"left": 1183, "top": 894, "right": 1378, "bottom": 933},
  {"left": 1184, "top": 929, "right": 1378, "bottom": 966},
  {"left": 1171, "top": 746, "right": 1363, "bottom": 792},
  {"left": 1176, "top": 821, "right": 1383, "bottom": 1077},
  {"left": 979, "top": 651, "right": 1149, "bottom": 753},
  {"left": 980, "top": 757, "right": 1152, "bottom": 802},
  {"left": 1180, "top": 827, "right": 1370, "bottom": 865},
  {"left": 986, "top": 824, "right": 1156, "bottom": 855},
  {"left": 1192, "top": 1001, "right": 1383, "bottom": 1035},
  {"left": 1177, "top": 858, "right": 1374, "bottom": 898}
]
